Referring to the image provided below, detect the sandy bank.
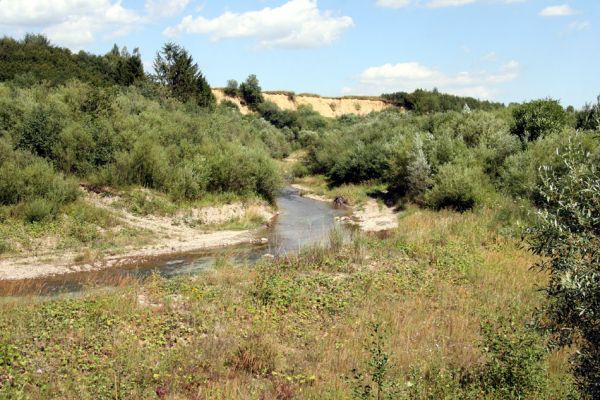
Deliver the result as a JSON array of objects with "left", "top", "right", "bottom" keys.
[
  {"left": 290, "top": 184, "right": 399, "bottom": 232},
  {"left": 0, "top": 193, "right": 275, "bottom": 281},
  {"left": 213, "top": 89, "right": 393, "bottom": 118}
]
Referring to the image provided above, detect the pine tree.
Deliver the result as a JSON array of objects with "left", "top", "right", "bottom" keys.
[{"left": 153, "top": 42, "right": 215, "bottom": 108}]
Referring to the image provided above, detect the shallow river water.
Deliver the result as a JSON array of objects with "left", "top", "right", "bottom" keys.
[{"left": 1, "top": 187, "right": 347, "bottom": 296}]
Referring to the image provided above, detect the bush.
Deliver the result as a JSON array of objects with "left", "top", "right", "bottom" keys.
[
  {"left": 328, "top": 142, "right": 391, "bottom": 186},
  {"left": 425, "top": 163, "right": 488, "bottom": 212},
  {"left": 511, "top": 99, "right": 567, "bottom": 142},
  {"left": 0, "top": 148, "right": 79, "bottom": 207},
  {"left": 479, "top": 317, "right": 548, "bottom": 399},
  {"left": 22, "top": 198, "right": 57, "bottom": 223},
  {"left": 17, "top": 104, "right": 64, "bottom": 158},
  {"left": 527, "top": 140, "right": 600, "bottom": 398}
]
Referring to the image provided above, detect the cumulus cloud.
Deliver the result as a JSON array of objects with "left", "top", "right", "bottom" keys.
[
  {"left": 0, "top": 0, "right": 142, "bottom": 48},
  {"left": 164, "top": 0, "right": 354, "bottom": 49},
  {"left": 539, "top": 5, "right": 578, "bottom": 17},
  {"left": 350, "top": 60, "right": 520, "bottom": 99}
]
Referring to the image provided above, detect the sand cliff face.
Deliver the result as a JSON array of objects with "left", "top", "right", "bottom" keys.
[{"left": 212, "top": 89, "right": 392, "bottom": 118}]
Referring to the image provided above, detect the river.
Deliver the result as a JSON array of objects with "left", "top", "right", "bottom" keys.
[{"left": 1, "top": 187, "right": 347, "bottom": 297}]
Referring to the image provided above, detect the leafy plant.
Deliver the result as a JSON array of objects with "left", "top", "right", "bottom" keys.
[
  {"left": 527, "top": 138, "right": 600, "bottom": 399},
  {"left": 351, "top": 322, "right": 399, "bottom": 400}
]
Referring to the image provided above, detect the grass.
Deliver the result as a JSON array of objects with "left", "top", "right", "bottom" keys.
[
  {"left": 293, "top": 175, "right": 387, "bottom": 206},
  {"left": 0, "top": 186, "right": 272, "bottom": 261},
  {"left": 0, "top": 206, "right": 575, "bottom": 399}
]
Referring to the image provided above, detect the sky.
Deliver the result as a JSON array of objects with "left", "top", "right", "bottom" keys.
[{"left": 0, "top": 0, "right": 598, "bottom": 107}]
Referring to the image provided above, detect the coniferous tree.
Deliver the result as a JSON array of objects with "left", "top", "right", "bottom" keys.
[{"left": 153, "top": 42, "right": 215, "bottom": 108}]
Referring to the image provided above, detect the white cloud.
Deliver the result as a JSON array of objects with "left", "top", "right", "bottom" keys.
[
  {"left": 351, "top": 60, "right": 520, "bottom": 99},
  {"left": 566, "top": 20, "right": 591, "bottom": 31},
  {"left": 376, "top": 0, "right": 412, "bottom": 8},
  {"left": 0, "top": 0, "right": 142, "bottom": 48},
  {"left": 164, "top": 0, "right": 354, "bottom": 48},
  {"left": 539, "top": 5, "right": 577, "bottom": 17},
  {"left": 427, "top": 0, "right": 477, "bottom": 8},
  {"left": 145, "top": 0, "right": 189, "bottom": 18},
  {"left": 376, "top": 0, "right": 525, "bottom": 8}
]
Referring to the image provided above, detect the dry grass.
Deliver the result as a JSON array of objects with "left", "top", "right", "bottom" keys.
[{"left": 0, "top": 207, "right": 573, "bottom": 399}]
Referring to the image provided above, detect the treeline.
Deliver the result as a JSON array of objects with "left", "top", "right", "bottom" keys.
[
  {"left": 382, "top": 88, "right": 505, "bottom": 114},
  {"left": 0, "top": 34, "right": 144, "bottom": 87},
  {"left": 301, "top": 98, "right": 600, "bottom": 212},
  {"left": 221, "top": 74, "right": 330, "bottom": 136}
]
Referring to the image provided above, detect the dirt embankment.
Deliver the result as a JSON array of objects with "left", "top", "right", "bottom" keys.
[
  {"left": 0, "top": 192, "right": 275, "bottom": 281},
  {"left": 213, "top": 89, "right": 393, "bottom": 118}
]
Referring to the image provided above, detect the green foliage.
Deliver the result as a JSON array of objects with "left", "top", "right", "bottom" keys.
[
  {"left": 257, "top": 101, "right": 300, "bottom": 131},
  {"left": 351, "top": 322, "right": 399, "bottom": 400},
  {"left": 425, "top": 163, "right": 488, "bottom": 212},
  {"left": 382, "top": 88, "right": 504, "bottom": 114},
  {"left": 576, "top": 95, "right": 600, "bottom": 131},
  {"left": 240, "top": 74, "right": 264, "bottom": 110},
  {"left": 479, "top": 317, "right": 548, "bottom": 399},
  {"left": 0, "top": 34, "right": 143, "bottom": 87},
  {"left": 223, "top": 79, "right": 239, "bottom": 97},
  {"left": 153, "top": 42, "right": 215, "bottom": 108},
  {"left": 0, "top": 146, "right": 79, "bottom": 210},
  {"left": 22, "top": 198, "right": 57, "bottom": 223},
  {"left": 106, "top": 44, "right": 145, "bottom": 86},
  {"left": 511, "top": 99, "right": 567, "bottom": 142},
  {"left": 328, "top": 141, "right": 391, "bottom": 186},
  {"left": 527, "top": 138, "right": 600, "bottom": 399},
  {"left": 17, "top": 104, "right": 64, "bottom": 159}
]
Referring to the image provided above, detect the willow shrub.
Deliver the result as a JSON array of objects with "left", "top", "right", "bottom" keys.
[{"left": 425, "top": 163, "right": 490, "bottom": 212}]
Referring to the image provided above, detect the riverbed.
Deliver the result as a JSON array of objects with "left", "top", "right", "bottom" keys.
[{"left": 0, "top": 187, "right": 347, "bottom": 296}]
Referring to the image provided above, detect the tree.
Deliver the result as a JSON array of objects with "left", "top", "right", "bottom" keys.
[
  {"left": 224, "top": 79, "right": 239, "bottom": 97},
  {"left": 511, "top": 99, "right": 567, "bottom": 142},
  {"left": 576, "top": 95, "right": 600, "bottom": 131},
  {"left": 153, "top": 42, "right": 215, "bottom": 108},
  {"left": 111, "top": 46, "right": 144, "bottom": 86},
  {"left": 239, "top": 74, "right": 264, "bottom": 110},
  {"left": 527, "top": 139, "right": 599, "bottom": 398}
]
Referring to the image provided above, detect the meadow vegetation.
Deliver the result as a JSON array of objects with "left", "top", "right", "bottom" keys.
[{"left": 0, "top": 35, "right": 598, "bottom": 399}]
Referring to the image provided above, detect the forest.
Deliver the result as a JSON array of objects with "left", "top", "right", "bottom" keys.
[{"left": 0, "top": 35, "right": 599, "bottom": 399}]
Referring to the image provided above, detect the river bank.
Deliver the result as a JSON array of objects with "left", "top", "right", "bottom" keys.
[
  {"left": 0, "top": 189, "right": 276, "bottom": 281},
  {"left": 290, "top": 183, "right": 399, "bottom": 232}
]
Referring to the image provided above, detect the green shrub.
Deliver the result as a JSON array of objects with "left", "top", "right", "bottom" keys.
[
  {"left": 0, "top": 239, "right": 11, "bottom": 254},
  {"left": 17, "top": 104, "right": 64, "bottom": 158},
  {"left": 291, "top": 162, "right": 309, "bottom": 178},
  {"left": 168, "top": 157, "right": 209, "bottom": 201},
  {"left": 511, "top": 99, "right": 567, "bottom": 142},
  {"left": 425, "top": 163, "right": 488, "bottom": 212},
  {"left": 328, "top": 142, "right": 391, "bottom": 186},
  {"left": 480, "top": 317, "right": 548, "bottom": 399},
  {"left": 22, "top": 198, "right": 57, "bottom": 223},
  {"left": 527, "top": 140, "right": 600, "bottom": 398}
]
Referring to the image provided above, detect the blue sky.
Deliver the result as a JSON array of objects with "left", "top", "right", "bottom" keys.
[{"left": 1, "top": 0, "right": 598, "bottom": 106}]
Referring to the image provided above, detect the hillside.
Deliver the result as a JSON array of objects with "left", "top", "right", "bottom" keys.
[{"left": 213, "top": 89, "right": 393, "bottom": 117}]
